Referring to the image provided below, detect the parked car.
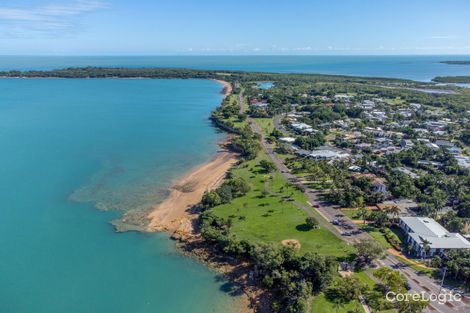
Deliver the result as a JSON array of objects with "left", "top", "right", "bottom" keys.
[{"left": 405, "top": 282, "right": 411, "bottom": 290}]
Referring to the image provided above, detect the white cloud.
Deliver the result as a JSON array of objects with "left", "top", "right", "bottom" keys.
[
  {"left": 429, "top": 35, "right": 458, "bottom": 39},
  {"left": 0, "top": 0, "right": 109, "bottom": 36}
]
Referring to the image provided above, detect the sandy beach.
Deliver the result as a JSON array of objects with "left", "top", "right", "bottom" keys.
[
  {"left": 214, "top": 79, "right": 233, "bottom": 97},
  {"left": 146, "top": 149, "right": 237, "bottom": 234}
]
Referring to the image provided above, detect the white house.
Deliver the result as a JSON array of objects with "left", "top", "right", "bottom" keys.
[
  {"left": 279, "top": 137, "right": 296, "bottom": 143},
  {"left": 399, "top": 216, "right": 470, "bottom": 258}
]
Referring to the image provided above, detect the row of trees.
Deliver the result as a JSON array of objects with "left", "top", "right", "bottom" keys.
[
  {"left": 430, "top": 250, "right": 470, "bottom": 286},
  {"left": 200, "top": 177, "right": 250, "bottom": 210},
  {"left": 230, "top": 125, "right": 262, "bottom": 159}
]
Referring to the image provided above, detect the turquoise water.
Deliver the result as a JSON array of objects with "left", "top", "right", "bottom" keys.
[
  {"left": 1, "top": 55, "right": 470, "bottom": 81},
  {"left": 0, "top": 78, "right": 239, "bottom": 313},
  {"left": 256, "top": 82, "right": 274, "bottom": 90}
]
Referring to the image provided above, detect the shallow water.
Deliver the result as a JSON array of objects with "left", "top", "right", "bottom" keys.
[{"left": 0, "top": 78, "right": 239, "bottom": 313}]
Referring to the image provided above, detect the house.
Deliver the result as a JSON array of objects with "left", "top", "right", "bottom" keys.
[
  {"left": 446, "top": 146, "right": 462, "bottom": 155},
  {"left": 409, "top": 103, "right": 422, "bottom": 111},
  {"left": 250, "top": 99, "right": 269, "bottom": 108},
  {"left": 399, "top": 216, "right": 470, "bottom": 258},
  {"left": 352, "top": 173, "right": 387, "bottom": 193},
  {"left": 398, "top": 109, "right": 413, "bottom": 118},
  {"left": 375, "top": 137, "right": 394, "bottom": 149},
  {"left": 308, "top": 147, "right": 350, "bottom": 161},
  {"left": 348, "top": 165, "right": 362, "bottom": 172},
  {"left": 361, "top": 100, "right": 375, "bottom": 110},
  {"left": 456, "top": 156, "right": 470, "bottom": 169},
  {"left": 425, "top": 142, "right": 439, "bottom": 149},
  {"left": 400, "top": 139, "right": 415, "bottom": 149},
  {"left": 372, "top": 177, "right": 387, "bottom": 193},
  {"left": 425, "top": 121, "right": 447, "bottom": 131},
  {"left": 435, "top": 140, "right": 454, "bottom": 148},
  {"left": 279, "top": 137, "right": 296, "bottom": 143},
  {"left": 396, "top": 167, "right": 420, "bottom": 179}
]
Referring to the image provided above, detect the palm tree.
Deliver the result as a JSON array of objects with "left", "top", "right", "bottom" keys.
[
  {"left": 385, "top": 205, "right": 401, "bottom": 223},
  {"left": 420, "top": 238, "right": 431, "bottom": 260}
]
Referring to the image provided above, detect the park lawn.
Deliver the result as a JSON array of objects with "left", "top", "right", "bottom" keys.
[
  {"left": 357, "top": 225, "right": 404, "bottom": 250},
  {"left": 341, "top": 208, "right": 360, "bottom": 220},
  {"left": 311, "top": 294, "right": 364, "bottom": 313},
  {"left": 253, "top": 118, "right": 274, "bottom": 137},
  {"left": 353, "top": 271, "right": 377, "bottom": 289},
  {"left": 212, "top": 150, "right": 354, "bottom": 258}
]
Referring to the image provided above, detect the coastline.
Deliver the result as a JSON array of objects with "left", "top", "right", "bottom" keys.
[
  {"left": 142, "top": 80, "right": 264, "bottom": 313},
  {"left": 146, "top": 147, "right": 238, "bottom": 235},
  {"left": 145, "top": 79, "right": 235, "bottom": 236},
  {"left": 214, "top": 79, "right": 233, "bottom": 97}
]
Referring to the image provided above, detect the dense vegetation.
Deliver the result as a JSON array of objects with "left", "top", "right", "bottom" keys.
[
  {"left": 432, "top": 76, "right": 470, "bottom": 83},
  {"left": 439, "top": 61, "right": 470, "bottom": 65}
]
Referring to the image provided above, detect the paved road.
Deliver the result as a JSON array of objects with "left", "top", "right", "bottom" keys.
[{"left": 239, "top": 91, "right": 469, "bottom": 313}]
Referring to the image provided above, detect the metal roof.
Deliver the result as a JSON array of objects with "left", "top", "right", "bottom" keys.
[{"left": 401, "top": 216, "right": 470, "bottom": 249}]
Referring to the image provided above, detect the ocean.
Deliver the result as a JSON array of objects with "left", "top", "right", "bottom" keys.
[
  {"left": 0, "top": 78, "right": 238, "bottom": 313},
  {"left": 1, "top": 55, "right": 470, "bottom": 81},
  {"left": 1, "top": 55, "right": 470, "bottom": 313}
]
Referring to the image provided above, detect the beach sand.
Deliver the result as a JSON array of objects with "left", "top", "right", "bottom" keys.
[
  {"left": 146, "top": 149, "right": 237, "bottom": 234},
  {"left": 214, "top": 79, "right": 233, "bottom": 97}
]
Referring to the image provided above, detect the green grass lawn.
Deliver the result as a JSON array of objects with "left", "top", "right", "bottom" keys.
[
  {"left": 253, "top": 118, "right": 275, "bottom": 137},
  {"left": 211, "top": 150, "right": 354, "bottom": 258},
  {"left": 353, "top": 270, "right": 377, "bottom": 289},
  {"left": 311, "top": 294, "right": 364, "bottom": 313},
  {"left": 357, "top": 225, "right": 405, "bottom": 250},
  {"left": 341, "top": 208, "right": 361, "bottom": 220}
]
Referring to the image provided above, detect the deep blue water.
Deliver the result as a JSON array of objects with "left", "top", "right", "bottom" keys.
[
  {"left": 0, "top": 78, "right": 239, "bottom": 313},
  {"left": 1, "top": 55, "right": 470, "bottom": 81}
]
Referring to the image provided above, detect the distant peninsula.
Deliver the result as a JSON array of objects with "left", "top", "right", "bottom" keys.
[
  {"left": 432, "top": 76, "right": 470, "bottom": 83},
  {"left": 439, "top": 60, "right": 470, "bottom": 65}
]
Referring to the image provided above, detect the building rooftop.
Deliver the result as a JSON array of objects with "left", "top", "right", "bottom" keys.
[{"left": 400, "top": 216, "right": 470, "bottom": 249}]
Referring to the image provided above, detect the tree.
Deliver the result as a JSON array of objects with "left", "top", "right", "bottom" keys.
[
  {"left": 396, "top": 298, "right": 428, "bottom": 313},
  {"left": 385, "top": 205, "right": 401, "bottom": 222},
  {"left": 200, "top": 191, "right": 221, "bottom": 209},
  {"left": 374, "top": 267, "right": 407, "bottom": 292},
  {"left": 305, "top": 216, "right": 319, "bottom": 230},
  {"left": 217, "top": 184, "right": 233, "bottom": 204},
  {"left": 369, "top": 211, "right": 390, "bottom": 228},
  {"left": 259, "top": 159, "right": 276, "bottom": 173},
  {"left": 420, "top": 239, "right": 431, "bottom": 260},
  {"left": 325, "top": 276, "right": 364, "bottom": 304},
  {"left": 438, "top": 211, "right": 464, "bottom": 232},
  {"left": 357, "top": 207, "right": 369, "bottom": 224},
  {"left": 355, "top": 239, "right": 384, "bottom": 267}
]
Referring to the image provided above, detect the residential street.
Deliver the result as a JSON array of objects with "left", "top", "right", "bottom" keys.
[{"left": 239, "top": 90, "right": 469, "bottom": 313}]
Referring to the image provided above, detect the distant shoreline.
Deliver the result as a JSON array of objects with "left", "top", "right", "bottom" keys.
[
  {"left": 432, "top": 75, "right": 470, "bottom": 83},
  {"left": 439, "top": 60, "right": 470, "bottom": 65}
]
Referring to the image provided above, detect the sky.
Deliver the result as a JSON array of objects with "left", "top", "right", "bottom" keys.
[{"left": 0, "top": 0, "right": 469, "bottom": 55}]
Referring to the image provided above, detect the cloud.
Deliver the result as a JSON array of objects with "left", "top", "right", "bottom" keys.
[
  {"left": 0, "top": 0, "right": 109, "bottom": 36},
  {"left": 429, "top": 35, "right": 458, "bottom": 39}
]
